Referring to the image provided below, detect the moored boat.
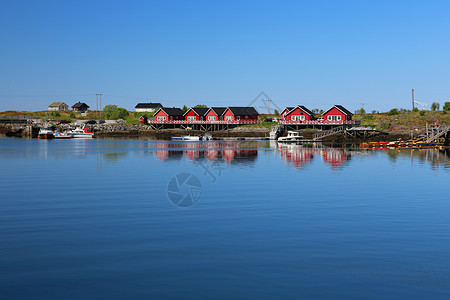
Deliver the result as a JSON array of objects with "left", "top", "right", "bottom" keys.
[
  {"left": 278, "top": 131, "right": 303, "bottom": 142},
  {"left": 38, "top": 129, "right": 54, "bottom": 139},
  {"left": 67, "top": 127, "right": 94, "bottom": 138}
]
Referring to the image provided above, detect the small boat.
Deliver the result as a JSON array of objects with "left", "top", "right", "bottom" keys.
[
  {"left": 67, "top": 127, "right": 94, "bottom": 138},
  {"left": 172, "top": 133, "right": 213, "bottom": 141},
  {"left": 278, "top": 131, "right": 303, "bottom": 142},
  {"left": 38, "top": 128, "right": 54, "bottom": 139}
]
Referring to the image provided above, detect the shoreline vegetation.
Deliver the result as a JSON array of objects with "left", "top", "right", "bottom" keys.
[{"left": 1, "top": 109, "right": 449, "bottom": 142}]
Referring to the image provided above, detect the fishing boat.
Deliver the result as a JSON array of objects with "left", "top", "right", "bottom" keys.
[
  {"left": 278, "top": 131, "right": 303, "bottom": 142},
  {"left": 67, "top": 127, "right": 94, "bottom": 138},
  {"left": 38, "top": 128, "right": 54, "bottom": 139}
]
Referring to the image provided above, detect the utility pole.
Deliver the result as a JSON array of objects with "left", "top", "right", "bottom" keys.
[
  {"left": 99, "top": 94, "right": 102, "bottom": 117},
  {"left": 96, "top": 94, "right": 99, "bottom": 118},
  {"left": 412, "top": 89, "right": 415, "bottom": 110},
  {"left": 265, "top": 99, "right": 271, "bottom": 114}
]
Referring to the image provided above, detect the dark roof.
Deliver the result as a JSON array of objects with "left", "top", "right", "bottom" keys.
[
  {"left": 227, "top": 107, "right": 259, "bottom": 116},
  {"left": 283, "top": 107, "right": 295, "bottom": 113},
  {"left": 298, "top": 105, "right": 314, "bottom": 116},
  {"left": 72, "top": 102, "right": 89, "bottom": 108},
  {"left": 207, "top": 107, "right": 227, "bottom": 116},
  {"left": 324, "top": 105, "right": 353, "bottom": 116},
  {"left": 188, "top": 107, "right": 209, "bottom": 116},
  {"left": 135, "top": 102, "right": 162, "bottom": 109},
  {"left": 159, "top": 107, "right": 184, "bottom": 116}
]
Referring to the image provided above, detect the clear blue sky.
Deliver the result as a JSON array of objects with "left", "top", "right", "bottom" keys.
[{"left": 1, "top": 0, "right": 450, "bottom": 113}]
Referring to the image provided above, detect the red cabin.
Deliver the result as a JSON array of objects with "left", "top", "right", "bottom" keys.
[
  {"left": 204, "top": 107, "right": 227, "bottom": 122},
  {"left": 282, "top": 106, "right": 315, "bottom": 122},
  {"left": 153, "top": 107, "right": 185, "bottom": 121},
  {"left": 139, "top": 116, "right": 148, "bottom": 124},
  {"left": 184, "top": 107, "right": 209, "bottom": 121},
  {"left": 323, "top": 105, "right": 353, "bottom": 122},
  {"left": 222, "top": 107, "right": 259, "bottom": 122}
]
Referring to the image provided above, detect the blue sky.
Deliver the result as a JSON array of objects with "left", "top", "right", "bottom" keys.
[{"left": 1, "top": 0, "right": 450, "bottom": 113}]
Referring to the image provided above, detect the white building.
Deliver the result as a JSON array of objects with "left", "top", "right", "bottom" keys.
[{"left": 135, "top": 102, "right": 162, "bottom": 113}]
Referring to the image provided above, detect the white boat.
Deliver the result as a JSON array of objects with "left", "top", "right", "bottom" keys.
[
  {"left": 67, "top": 127, "right": 95, "bottom": 138},
  {"left": 38, "top": 128, "right": 54, "bottom": 139},
  {"left": 172, "top": 133, "right": 213, "bottom": 141},
  {"left": 277, "top": 131, "right": 303, "bottom": 142}
]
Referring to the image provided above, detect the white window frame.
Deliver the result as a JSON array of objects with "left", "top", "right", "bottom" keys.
[
  {"left": 187, "top": 116, "right": 196, "bottom": 121},
  {"left": 208, "top": 116, "right": 216, "bottom": 121},
  {"left": 225, "top": 116, "right": 233, "bottom": 121},
  {"left": 327, "top": 115, "right": 342, "bottom": 121},
  {"left": 157, "top": 116, "right": 166, "bottom": 121},
  {"left": 291, "top": 115, "right": 305, "bottom": 121}
]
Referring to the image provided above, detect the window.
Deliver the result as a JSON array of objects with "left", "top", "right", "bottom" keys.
[
  {"left": 208, "top": 116, "right": 216, "bottom": 121},
  {"left": 327, "top": 115, "right": 342, "bottom": 121},
  {"left": 225, "top": 116, "right": 233, "bottom": 121},
  {"left": 236, "top": 116, "right": 240, "bottom": 121},
  {"left": 187, "top": 116, "right": 196, "bottom": 121},
  {"left": 292, "top": 115, "right": 305, "bottom": 121},
  {"left": 157, "top": 116, "right": 166, "bottom": 121}
]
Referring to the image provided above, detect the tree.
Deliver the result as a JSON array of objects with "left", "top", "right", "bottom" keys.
[
  {"left": 182, "top": 105, "right": 188, "bottom": 113},
  {"left": 312, "top": 109, "right": 319, "bottom": 114},
  {"left": 103, "top": 105, "right": 118, "bottom": 119},
  {"left": 431, "top": 102, "right": 440, "bottom": 111},
  {"left": 388, "top": 108, "right": 399, "bottom": 116},
  {"left": 412, "top": 107, "right": 419, "bottom": 112},
  {"left": 194, "top": 104, "right": 207, "bottom": 108},
  {"left": 274, "top": 109, "right": 280, "bottom": 115},
  {"left": 110, "top": 107, "right": 129, "bottom": 120},
  {"left": 355, "top": 108, "right": 366, "bottom": 115},
  {"left": 371, "top": 110, "right": 377, "bottom": 114},
  {"left": 444, "top": 102, "right": 450, "bottom": 112}
]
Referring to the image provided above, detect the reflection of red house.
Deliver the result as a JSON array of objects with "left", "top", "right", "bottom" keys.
[
  {"left": 184, "top": 107, "right": 209, "bottom": 121},
  {"left": 223, "top": 149, "right": 236, "bottom": 161},
  {"left": 205, "top": 107, "right": 227, "bottom": 121},
  {"left": 323, "top": 105, "right": 353, "bottom": 122},
  {"left": 279, "top": 146, "right": 314, "bottom": 168},
  {"left": 322, "top": 149, "right": 349, "bottom": 170},
  {"left": 222, "top": 107, "right": 259, "bottom": 121},
  {"left": 282, "top": 106, "right": 315, "bottom": 122},
  {"left": 153, "top": 107, "right": 185, "bottom": 121}
]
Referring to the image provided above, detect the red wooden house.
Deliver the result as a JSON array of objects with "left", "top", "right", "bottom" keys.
[
  {"left": 204, "top": 107, "right": 227, "bottom": 121},
  {"left": 222, "top": 107, "right": 259, "bottom": 121},
  {"left": 323, "top": 105, "right": 353, "bottom": 122},
  {"left": 153, "top": 107, "right": 185, "bottom": 121},
  {"left": 184, "top": 107, "right": 209, "bottom": 121},
  {"left": 281, "top": 106, "right": 315, "bottom": 122}
]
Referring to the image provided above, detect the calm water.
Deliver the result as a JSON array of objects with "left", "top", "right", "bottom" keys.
[{"left": 1, "top": 138, "right": 450, "bottom": 299}]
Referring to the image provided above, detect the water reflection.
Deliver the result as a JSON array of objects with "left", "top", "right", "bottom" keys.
[
  {"left": 1, "top": 138, "right": 449, "bottom": 171},
  {"left": 153, "top": 141, "right": 259, "bottom": 165}
]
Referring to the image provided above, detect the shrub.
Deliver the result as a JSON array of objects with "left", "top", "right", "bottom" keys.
[
  {"left": 69, "top": 111, "right": 75, "bottom": 118},
  {"left": 443, "top": 102, "right": 450, "bottom": 112},
  {"left": 103, "top": 105, "right": 118, "bottom": 119},
  {"left": 388, "top": 108, "right": 399, "bottom": 116},
  {"left": 111, "top": 107, "right": 129, "bottom": 120},
  {"left": 419, "top": 110, "right": 426, "bottom": 116},
  {"left": 412, "top": 107, "right": 419, "bottom": 112}
]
